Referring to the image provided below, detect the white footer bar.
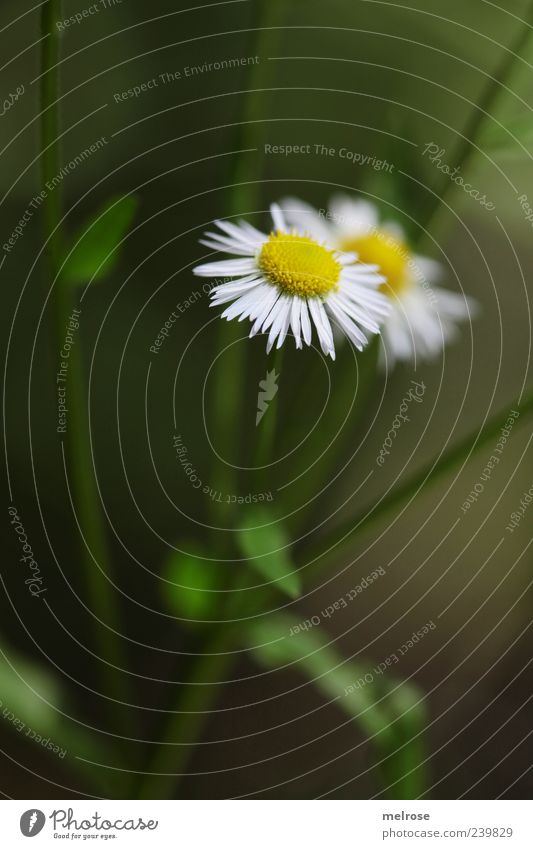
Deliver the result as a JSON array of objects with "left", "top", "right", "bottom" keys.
[{"left": 1, "top": 800, "right": 530, "bottom": 848}]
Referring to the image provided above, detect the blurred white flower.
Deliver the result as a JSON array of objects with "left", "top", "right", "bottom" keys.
[
  {"left": 281, "top": 195, "right": 478, "bottom": 367},
  {"left": 193, "top": 204, "right": 389, "bottom": 359}
]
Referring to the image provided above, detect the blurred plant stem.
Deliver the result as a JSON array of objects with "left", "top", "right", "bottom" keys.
[
  {"left": 40, "top": 0, "right": 63, "bottom": 279},
  {"left": 287, "top": 337, "right": 380, "bottom": 532},
  {"left": 255, "top": 345, "right": 283, "bottom": 492},
  {"left": 40, "top": 0, "right": 135, "bottom": 758},
  {"left": 208, "top": 324, "right": 244, "bottom": 530},
  {"left": 209, "top": 0, "right": 285, "bottom": 526},
  {"left": 376, "top": 695, "right": 428, "bottom": 800},
  {"left": 137, "top": 628, "right": 236, "bottom": 799},
  {"left": 419, "top": 2, "right": 533, "bottom": 237},
  {"left": 304, "top": 388, "right": 533, "bottom": 573},
  {"left": 227, "top": 0, "right": 286, "bottom": 216},
  {"left": 149, "top": 0, "right": 287, "bottom": 799}
]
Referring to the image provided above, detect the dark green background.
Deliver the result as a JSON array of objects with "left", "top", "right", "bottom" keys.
[{"left": 1, "top": 0, "right": 532, "bottom": 798}]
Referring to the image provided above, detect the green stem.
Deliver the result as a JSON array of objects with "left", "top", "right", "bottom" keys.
[
  {"left": 149, "top": 0, "right": 288, "bottom": 799},
  {"left": 139, "top": 565, "right": 280, "bottom": 800},
  {"left": 227, "top": 0, "right": 286, "bottom": 217},
  {"left": 40, "top": 1, "right": 135, "bottom": 757},
  {"left": 209, "top": 0, "right": 286, "bottom": 527},
  {"left": 208, "top": 324, "right": 246, "bottom": 528},
  {"left": 375, "top": 686, "right": 429, "bottom": 799},
  {"left": 255, "top": 345, "right": 284, "bottom": 491},
  {"left": 40, "top": 0, "right": 63, "bottom": 277},
  {"left": 304, "top": 389, "right": 533, "bottom": 570},
  {"left": 419, "top": 3, "right": 533, "bottom": 236},
  {"left": 137, "top": 629, "right": 236, "bottom": 799},
  {"left": 287, "top": 337, "right": 380, "bottom": 532}
]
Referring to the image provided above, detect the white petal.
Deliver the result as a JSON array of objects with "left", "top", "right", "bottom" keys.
[
  {"left": 270, "top": 203, "right": 287, "bottom": 232},
  {"left": 338, "top": 277, "right": 390, "bottom": 325},
  {"left": 193, "top": 258, "right": 257, "bottom": 277},
  {"left": 237, "top": 283, "right": 275, "bottom": 322},
  {"left": 261, "top": 292, "right": 286, "bottom": 332},
  {"left": 214, "top": 218, "right": 265, "bottom": 249},
  {"left": 200, "top": 234, "right": 254, "bottom": 256},
  {"left": 290, "top": 298, "right": 302, "bottom": 348},
  {"left": 329, "top": 195, "right": 378, "bottom": 239},
  {"left": 382, "top": 220, "right": 406, "bottom": 241},
  {"left": 383, "top": 290, "right": 436, "bottom": 365},
  {"left": 211, "top": 275, "right": 264, "bottom": 301},
  {"left": 239, "top": 220, "right": 270, "bottom": 243},
  {"left": 276, "top": 303, "right": 292, "bottom": 349},
  {"left": 266, "top": 296, "right": 291, "bottom": 352},
  {"left": 250, "top": 288, "right": 280, "bottom": 335},
  {"left": 329, "top": 291, "right": 381, "bottom": 334},
  {"left": 341, "top": 280, "right": 391, "bottom": 317},
  {"left": 300, "top": 299, "right": 312, "bottom": 346},
  {"left": 221, "top": 285, "right": 265, "bottom": 321},
  {"left": 326, "top": 299, "right": 367, "bottom": 350},
  {"left": 342, "top": 264, "right": 385, "bottom": 284},
  {"left": 414, "top": 255, "right": 443, "bottom": 284},
  {"left": 279, "top": 197, "right": 333, "bottom": 243},
  {"left": 435, "top": 288, "right": 478, "bottom": 320},
  {"left": 316, "top": 300, "right": 335, "bottom": 349},
  {"left": 382, "top": 310, "right": 413, "bottom": 364},
  {"left": 337, "top": 251, "right": 359, "bottom": 265},
  {"left": 308, "top": 298, "right": 335, "bottom": 357}
]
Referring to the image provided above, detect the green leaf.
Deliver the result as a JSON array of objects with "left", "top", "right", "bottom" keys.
[
  {"left": 0, "top": 647, "right": 61, "bottom": 732},
  {"left": 163, "top": 542, "right": 223, "bottom": 621},
  {"left": 0, "top": 645, "right": 116, "bottom": 793},
  {"left": 63, "top": 194, "right": 138, "bottom": 284},
  {"left": 247, "top": 614, "right": 429, "bottom": 797},
  {"left": 238, "top": 508, "right": 301, "bottom": 599},
  {"left": 247, "top": 613, "right": 393, "bottom": 743}
]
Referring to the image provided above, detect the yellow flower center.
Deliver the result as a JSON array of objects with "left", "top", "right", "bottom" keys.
[
  {"left": 259, "top": 232, "right": 341, "bottom": 298},
  {"left": 341, "top": 230, "right": 411, "bottom": 296}
]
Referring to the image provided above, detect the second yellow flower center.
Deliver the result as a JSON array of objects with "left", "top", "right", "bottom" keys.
[
  {"left": 341, "top": 230, "right": 411, "bottom": 296},
  {"left": 259, "top": 232, "right": 341, "bottom": 298}
]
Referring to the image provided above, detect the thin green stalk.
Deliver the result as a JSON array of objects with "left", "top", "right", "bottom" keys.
[
  {"left": 374, "top": 682, "right": 429, "bottom": 799},
  {"left": 40, "top": 0, "right": 63, "bottom": 278},
  {"left": 419, "top": 3, "right": 533, "bottom": 237},
  {"left": 208, "top": 328, "right": 245, "bottom": 526},
  {"left": 40, "top": 1, "right": 134, "bottom": 753},
  {"left": 137, "top": 628, "right": 236, "bottom": 799},
  {"left": 287, "top": 338, "right": 380, "bottom": 531},
  {"left": 149, "top": 0, "right": 288, "bottom": 799},
  {"left": 255, "top": 345, "right": 284, "bottom": 490},
  {"left": 227, "top": 0, "right": 286, "bottom": 217},
  {"left": 377, "top": 730, "right": 428, "bottom": 799},
  {"left": 209, "top": 0, "right": 286, "bottom": 525},
  {"left": 303, "top": 389, "right": 533, "bottom": 570}
]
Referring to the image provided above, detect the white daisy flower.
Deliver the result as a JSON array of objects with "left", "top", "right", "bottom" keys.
[
  {"left": 281, "top": 195, "right": 478, "bottom": 367},
  {"left": 193, "top": 204, "right": 389, "bottom": 359}
]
